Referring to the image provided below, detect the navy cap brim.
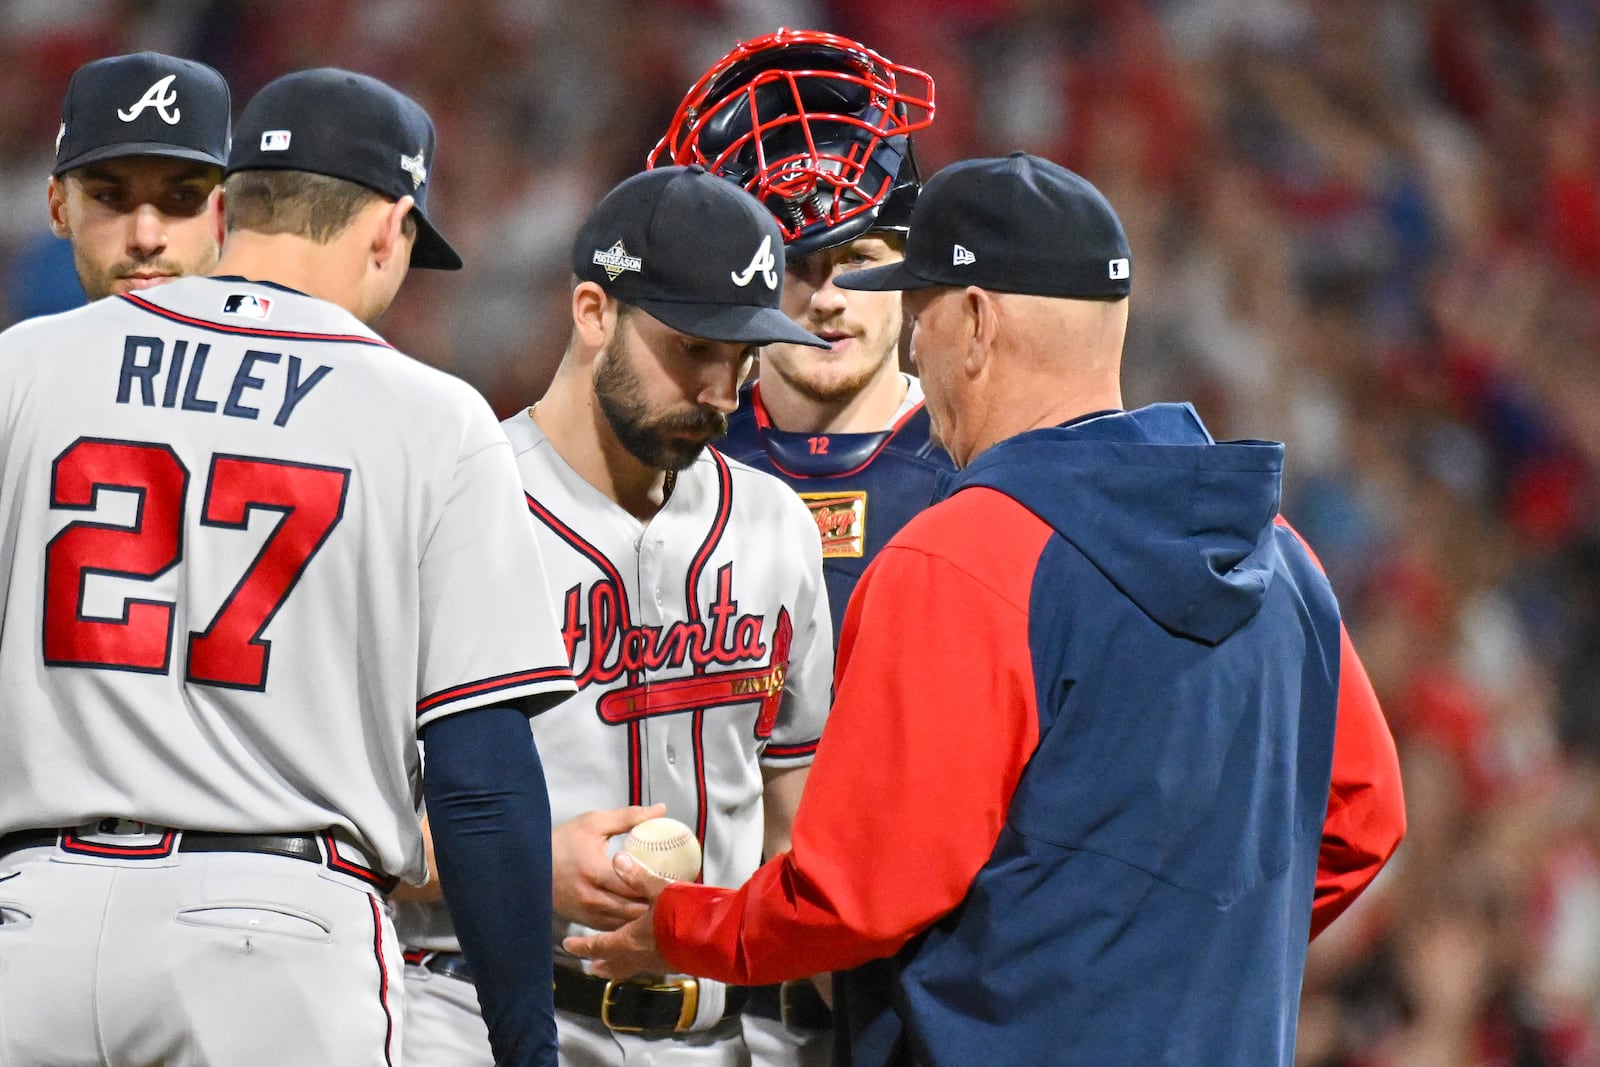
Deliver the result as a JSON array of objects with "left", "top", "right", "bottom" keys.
[
  {"left": 833, "top": 259, "right": 940, "bottom": 292},
  {"left": 409, "top": 211, "right": 462, "bottom": 271},
  {"left": 54, "top": 141, "right": 227, "bottom": 177},
  {"left": 633, "top": 298, "right": 829, "bottom": 348}
]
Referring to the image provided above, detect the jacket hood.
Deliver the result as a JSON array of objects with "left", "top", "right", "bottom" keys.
[{"left": 953, "top": 404, "right": 1284, "bottom": 644}]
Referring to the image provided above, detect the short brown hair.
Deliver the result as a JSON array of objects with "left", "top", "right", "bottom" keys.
[{"left": 224, "top": 170, "right": 416, "bottom": 243}]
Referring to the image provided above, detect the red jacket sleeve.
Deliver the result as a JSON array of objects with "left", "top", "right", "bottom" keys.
[
  {"left": 1276, "top": 517, "right": 1406, "bottom": 939},
  {"left": 655, "top": 496, "right": 1049, "bottom": 984},
  {"left": 1309, "top": 625, "right": 1405, "bottom": 938}
]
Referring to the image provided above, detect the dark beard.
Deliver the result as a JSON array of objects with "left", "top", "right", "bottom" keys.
[{"left": 594, "top": 333, "right": 728, "bottom": 470}]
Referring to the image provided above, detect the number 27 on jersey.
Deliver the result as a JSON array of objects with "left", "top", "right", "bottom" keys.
[{"left": 43, "top": 436, "right": 348, "bottom": 691}]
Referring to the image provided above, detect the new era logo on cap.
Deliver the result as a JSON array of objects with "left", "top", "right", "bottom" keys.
[{"left": 834, "top": 153, "right": 1133, "bottom": 301}]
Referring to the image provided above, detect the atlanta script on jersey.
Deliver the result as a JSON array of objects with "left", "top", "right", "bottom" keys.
[
  {"left": 397, "top": 413, "right": 832, "bottom": 960},
  {"left": 0, "top": 277, "right": 575, "bottom": 881}
]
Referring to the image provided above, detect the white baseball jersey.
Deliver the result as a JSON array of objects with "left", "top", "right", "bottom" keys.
[
  {"left": 0, "top": 277, "right": 576, "bottom": 882},
  {"left": 398, "top": 410, "right": 833, "bottom": 952}
]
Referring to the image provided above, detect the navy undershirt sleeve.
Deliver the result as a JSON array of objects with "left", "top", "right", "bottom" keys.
[{"left": 421, "top": 704, "right": 555, "bottom": 1067}]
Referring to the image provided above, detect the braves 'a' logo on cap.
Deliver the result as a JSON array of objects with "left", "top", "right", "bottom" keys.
[
  {"left": 117, "top": 75, "right": 181, "bottom": 125},
  {"left": 730, "top": 235, "right": 778, "bottom": 290},
  {"left": 400, "top": 150, "right": 427, "bottom": 189},
  {"left": 593, "top": 241, "right": 643, "bottom": 281}
]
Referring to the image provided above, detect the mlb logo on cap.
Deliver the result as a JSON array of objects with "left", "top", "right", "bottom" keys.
[{"left": 227, "top": 68, "right": 464, "bottom": 271}]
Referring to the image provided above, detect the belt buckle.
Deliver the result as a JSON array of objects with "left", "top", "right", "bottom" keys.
[{"left": 600, "top": 977, "right": 698, "bottom": 1035}]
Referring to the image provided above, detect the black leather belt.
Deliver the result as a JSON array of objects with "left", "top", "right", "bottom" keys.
[
  {"left": 404, "top": 952, "right": 749, "bottom": 1037},
  {"left": 745, "top": 980, "right": 834, "bottom": 1031},
  {"left": 405, "top": 949, "right": 475, "bottom": 983},
  {"left": 0, "top": 823, "right": 395, "bottom": 892},
  {"left": 554, "top": 964, "right": 747, "bottom": 1037}
]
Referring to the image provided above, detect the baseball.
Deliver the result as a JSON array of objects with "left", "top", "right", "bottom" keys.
[{"left": 620, "top": 817, "right": 702, "bottom": 881}]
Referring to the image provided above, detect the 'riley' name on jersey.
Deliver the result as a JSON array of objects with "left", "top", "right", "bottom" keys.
[{"left": 115, "top": 334, "right": 331, "bottom": 427}]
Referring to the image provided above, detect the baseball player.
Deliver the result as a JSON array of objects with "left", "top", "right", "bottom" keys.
[
  {"left": 566, "top": 153, "right": 1407, "bottom": 1067},
  {"left": 0, "top": 69, "right": 575, "bottom": 1067},
  {"left": 396, "top": 165, "right": 835, "bottom": 1067},
  {"left": 650, "top": 30, "right": 949, "bottom": 1064},
  {"left": 48, "top": 52, "right": 231, "bottom": 301}
]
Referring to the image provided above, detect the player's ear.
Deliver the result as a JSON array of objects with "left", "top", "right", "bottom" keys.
[
  {"left": 962, "top": 286, "right": 997, "bottom": 377},
  {"left": 207, "top": 184, "right": 225, "bottom": 248},
  {"left": 46, "top": 176, "right": 71, "bottom": 239},
  {"left": 571, "top": 282, "right": 612, "bottom": 355},
  {"left": 372, "top": 194, "right": 415, "bottom": 270}
]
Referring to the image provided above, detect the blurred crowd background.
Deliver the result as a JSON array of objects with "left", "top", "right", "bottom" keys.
[{"left": 2, "top": 1, "right": 1598, "bottom": 1063}]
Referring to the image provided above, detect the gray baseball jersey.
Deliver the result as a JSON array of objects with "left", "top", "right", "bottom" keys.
[
  {"left": 0, "top": 277, "right": 576, "bottom": 880},
  {"left": 399, "top": 410, "right": 832, "bottom": 949}
]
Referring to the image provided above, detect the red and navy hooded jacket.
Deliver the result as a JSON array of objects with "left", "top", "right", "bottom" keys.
[{"left": 654, "top": 403, "right": 1405, "bottom": 1066}]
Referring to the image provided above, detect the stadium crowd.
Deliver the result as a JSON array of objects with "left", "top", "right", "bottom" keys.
[{"left": 1, "top": 1, "right": 1597, "bottom": 1063}]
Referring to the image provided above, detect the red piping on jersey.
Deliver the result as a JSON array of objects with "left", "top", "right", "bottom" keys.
[
  {"left": 684, "top": 450, "right": 734, "bottom": 620},
  {"left": 321, "top": 831, "right": 400, "bottom": 894},
  {"left": 416, "top": 665, "right": 574, "bottom": 715},
  {"left": 526, "top": 491, "right": 647, "bottom": 804},
  {"left": 750, "top": 381, "right": 926, "bottom": 480},
  {"left": 762, "top": 739, "right": 820, "bottom": 759},
  {"left": 117, "top": 293, "right": 395, "bottom": 347},
  {"left": 683, "top": 451, "right": 734, "bottom": 849},
  {"left": 368, "top": 893, "right": 396, "bottom": 1067},
  {"left": 526, "top": 494, "right": 634, "bottom": 628},
  {"left": 58, "top": 829, "right": 178, "bottom": 857}
]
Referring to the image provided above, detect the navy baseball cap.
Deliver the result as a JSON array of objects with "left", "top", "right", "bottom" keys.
[
  {"left": 54, "top": 52, "right": 231, "bottom": 177},
  {"left": 226, "top": 68, "right": 461, "bottom": 271},
  {"left": 836, "top": 152, "right": 1131, "bottom": 299},
  {"left": 572, "top": 166, "right": 827, "bottom": 348}
]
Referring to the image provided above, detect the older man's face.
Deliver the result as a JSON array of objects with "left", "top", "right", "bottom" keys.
[{"left": 903, "top": 286, "right": 973, "bottom": 467}]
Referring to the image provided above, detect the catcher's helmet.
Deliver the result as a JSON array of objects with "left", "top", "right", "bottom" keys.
[{"left": 650, "top": 29, "right": 935, "bottom": 259}]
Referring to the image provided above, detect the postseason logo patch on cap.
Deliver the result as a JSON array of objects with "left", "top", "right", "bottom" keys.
[
  {"left": 592, "top": 241, "right": 642, "bottom": 281},
  {"left": 399, "top": 150, "right": 427, "bottom": 189},
  {"left": 222, "top": 293, "right": 273, "bottom": 320}
]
